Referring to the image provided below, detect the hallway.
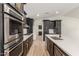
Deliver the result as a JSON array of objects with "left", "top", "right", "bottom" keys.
[{"left": 27, "top": 37, "right": 49, "bottom": 56}]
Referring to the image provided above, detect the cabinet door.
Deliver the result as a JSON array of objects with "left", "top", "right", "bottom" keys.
[
  {"left": 28, "top": 35, "right": 33, "bottom": 50},
  {"left": 44, "top": 20, "right": 50, "bottom": 34},
  {"left": 46, "top": 37, "right": 54, "bottom": 56},
  {"left": 50, "top": 40, "right": 54, "bottom": 56},
  {"left": 50, "top": 21, "right": 54, "bottom": 29},
  {"left": 43, "top": 20, "right": 50, "bottom": 41},
  {"left": 54, "top": 45, "right": 62, "bottom": 56},
  {"left": 54, "top": 44, "right": 68, "bottom": 56},
  {"left": 9, "top": 43, "right": 23, "bottom": 56},
  {"left": 23, "top": 40, "right": 28, "bottom": 56},
  {"left": 47, "top": 37, "right": 49, "bottom": 51},
  {"left": 47, "top": 38, "right": 50, "bottom": 54},
  {"left": 55, "top": 20, "right": 61, "bottom": 34}
]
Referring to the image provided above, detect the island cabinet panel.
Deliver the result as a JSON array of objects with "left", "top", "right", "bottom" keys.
[
  {"left": 46, "top": 37, "right": 54, "bottom": 56},
  {"left": 54, "top": 44, "right": 63, "bottom": 56},
  {"left": 46, "top": 36, "right": 69, "bottom": 56},
  {"left": 54, "top": 44, "right": 68, "bottom": 56}
]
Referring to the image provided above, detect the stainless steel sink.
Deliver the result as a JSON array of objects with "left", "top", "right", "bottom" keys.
[{"left": 51, "top": 37, "right": 63, "bottom": 40}]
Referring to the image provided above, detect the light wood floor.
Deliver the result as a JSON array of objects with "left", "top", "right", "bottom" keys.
[{"left": 27, "top": 37, "right": 49, "bottom": 56}]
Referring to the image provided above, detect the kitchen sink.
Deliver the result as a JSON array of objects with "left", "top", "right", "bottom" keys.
[{"left": 51, "top": 37, "right": 63, "bottom": 40}]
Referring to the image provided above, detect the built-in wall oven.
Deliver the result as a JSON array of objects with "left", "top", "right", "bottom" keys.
[{"left": 4, "top": 4, "right": 23, "bottom": 56}]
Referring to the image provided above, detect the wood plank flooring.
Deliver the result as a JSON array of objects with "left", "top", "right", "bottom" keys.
[{"left": 27, "top": 37, "right": 49, "bottom": 56}]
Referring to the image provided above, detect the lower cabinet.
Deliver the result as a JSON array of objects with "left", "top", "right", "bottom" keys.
[
  {"left": 23, "top": 39, "right": 28, "bottom": 56},
  {"left": 22, "top": 35, "right": 33, "bottom": 56},
  {"left": 9, "top": 42, "right": 23, "bottom": 56},
  {"left": 54, "top": 44, "right": 68, "bottom": 56},
  {"left": 47, "top": 37, "right": 54, "bottom": 56},
  {"left": 46, "top": 37, "right": 68, "bottom": 56}
]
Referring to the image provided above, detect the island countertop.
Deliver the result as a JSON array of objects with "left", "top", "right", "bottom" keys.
[{"left": 46, "top": 34, "right": 79, "bottom": 56}]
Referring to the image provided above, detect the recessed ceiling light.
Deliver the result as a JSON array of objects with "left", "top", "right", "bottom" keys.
[
  {"left": 56, "top": 11, "right": 59, "bottom": 14},
  {"left": 37, "top": 14, "right": 39, "bottom": 16}
]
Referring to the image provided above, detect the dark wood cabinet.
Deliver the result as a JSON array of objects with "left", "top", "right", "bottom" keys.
[
  {"left": 54, "top": 45, "right": 64, "bottom": 56},
  {"left": 54, "top": 44, "right": 68, "bottom": 56},
  {"left": 46, "top": 36, "right": 68, "bottom": 56},
  {"left": 23, "top": 39, "right": 28, "bottom": 56},
  {"left": 43, "top": 20, "right": 61, "bottom": 41},
  {"left": 54, "top": 20, "right": 61, "bottom": 34},
  {"left": 50, "top": 21, "right": 54, "bottom": 29},
  {"left": 26, "top": 18, "right": 33, "bottom": 34},
  {"left": 43, "top": 20, "right": 50, "bottom": 41},
  {"left": 46, "top": 37, "right": 54, "bottom": 56},
  {"left": 23, "top": 35, "right": 33, "bottom": 56},
  {"left": 28, "top": 35, "right": 33, "bottom": 50},
  {"left": 9, "top": 42, "right": 23, "bottom": 56}
]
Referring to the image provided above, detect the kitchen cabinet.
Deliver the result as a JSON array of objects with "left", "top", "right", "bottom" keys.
[
  {"left": 23, "top": 39, "right": 28, "bottom": 56},
  {"left": 54, "top": 20, "right": 61, "bottom": 34},
  {"left": 23, "top": 35, "right": 33, "bottom": 56},
  {"left": 46, "top": 36, "right": 68, "bottom": 56},
  {"left": 9, "top": 42, "right": 23, "bottom": 56},
  {"left": 26, "top": 18, "right": 33, "bottom": 34},
  {"left": 46, "top": 37, "right": 54, "bottom": 56},
  {"left": 50, "top": 21, "right": 54, "bottom": 29},
  {"left": 43, "top": 20, "right": 61, "bottom": 41},
  {"left": 43, "top": 20, "right": 50, "bottom": 41}
]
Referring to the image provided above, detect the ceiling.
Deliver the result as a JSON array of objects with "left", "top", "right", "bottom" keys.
[{"left": 24, "top": 3, "right": 79, "bottom": 19}]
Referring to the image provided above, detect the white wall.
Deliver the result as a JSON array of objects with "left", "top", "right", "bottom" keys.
[
  {"left": 33, "top": 19, "right": 43, "bottom": 40},
  {"left": 60, "top": 16, "right": 79, "bottom": 42}
]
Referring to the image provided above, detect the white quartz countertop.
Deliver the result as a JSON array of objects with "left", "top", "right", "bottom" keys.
[
  {"left": 23, "top": 34, "right": 33, "bottom": 41},
  {"left": 46, "top": 34, "right": 79, "bottom": 56}
]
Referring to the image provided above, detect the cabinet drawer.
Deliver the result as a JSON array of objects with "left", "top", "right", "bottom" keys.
[
  {"left": 54, "top": 45, "right": 63, "bottom": 56},
  {"left": 9, "top": 43, "right": 23, "bottom": 56},
  {"left": 54, "top": 44, "right": 68, "bottom": 56}
]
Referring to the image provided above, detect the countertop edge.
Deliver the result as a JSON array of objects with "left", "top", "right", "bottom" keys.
[{"left": 23, "top": 33, "right": 33, "bottom": 41}]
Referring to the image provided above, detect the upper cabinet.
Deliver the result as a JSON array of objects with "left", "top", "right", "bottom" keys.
[
  {"left": 26, "top": 18, "right": 34, "bottom": 34},
  {"left": 15, "top": 3, "right": 26, "bottom": 15},
  {"left": 6, "top": 3, "right": 27, "bottom": 17},
  {"left": 54, "top": 20, "right": 61, "bottom": 34}
]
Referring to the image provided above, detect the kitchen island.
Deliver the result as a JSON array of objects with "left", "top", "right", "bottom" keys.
[{"left": 45, "top": 34, "right": 79, "bottom": 56}]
